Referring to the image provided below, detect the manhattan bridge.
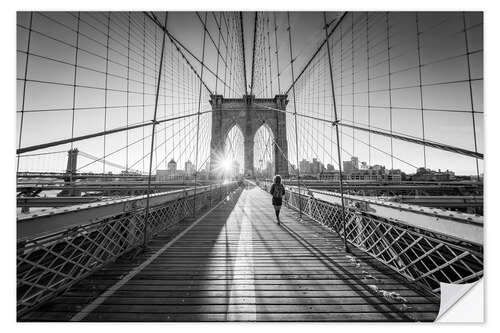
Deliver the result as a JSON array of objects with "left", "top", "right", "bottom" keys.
[{"left": 16, "top": 11, "right": 483, "bottom": 321}]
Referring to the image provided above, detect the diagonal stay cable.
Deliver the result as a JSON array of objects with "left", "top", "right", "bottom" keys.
[
  {"left": 17, "top": 110, "right": 211, "bottom": 155},
  {"left": 257, "top": 104, "right": 483, "bottom": 160}
]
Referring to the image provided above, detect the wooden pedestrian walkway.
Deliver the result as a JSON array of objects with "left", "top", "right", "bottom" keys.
[{"left": 21, "top": 184, "right": 440, "bottom": 322}]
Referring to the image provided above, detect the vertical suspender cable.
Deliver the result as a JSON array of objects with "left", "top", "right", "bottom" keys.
[
  {"left": 351, "top": 13, "right": 355, "bottom": 158},
  {"left": 70, "top": 13, "right": 80, "bottom": 151},
  {"left": 170, "top": 38, "right": 174, "bottom": 169},
  {"left": 193, "top": 12, "right": 208, "bottom": 217},
  {"left": 240, "top": 12, "right": 248, "bottom": 96},
  {"left": 415, "top": 12, "right": 427, "bottom": 170},
  {"left": 366, "top": 12, "right": 372, "bottom": 167},
  {"left": 126, "top": 12, "right": 131, "bottom": 171},
  {"left": 103, "top": 12, "right": 111, "bottom": 174},
  {"left": 250, "top": 12, "right": 258, "bottom": 96},
  {"left": 154, "top": 23, "right": 158, "bottom": 169},
  {"left": 227, "top": 15, "right": 234, "bottom": 98},
  {"left": 215, "top": 12, "right": 221, "bottom": 94},
  {"left": 163, "top": 22, "right": 167, "bottom": 171},
  {"left": 69, "top": 12, "right": 80, "bottom": 184},
  {"left": 142, "top": 14, "right": 146, "bottom": 173},
  {"left": 267, "top": 16, "right": 273, "bottom": 96},
  {"left": 17, "top": 12, "right": 34, "bottom": 173},
  {"left": 462, "top": 12, "right": 480, "bottom": 180},
  {"left": 143, "top": 12, "right": 169, "bottom": 248},
  {"left": 385, "top": 12, "right": 394, "bottom": 171},
  {"left": 287, "top": 12, "right": 302, "bottom": 218},
  {"left": 323, "top": 12, "right": 349, "bottom": 253},
  {"left": 222, "top": 13, "right": 230, "bottom": 97},
  {"left": 339, "top": 24, "right": 343, "bottom": 148},
  {"left": 273, "top": 13, "right": 281, "bottom": 93},
  {"left": 232, "top": 15, "right": 236, "bottom": 98},
  {"left": 262, "top": 16, "right": 269, "bottom": 97}
]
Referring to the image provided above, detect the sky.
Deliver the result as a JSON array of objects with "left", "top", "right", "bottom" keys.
[{"left": 16, "top": 11, "right": 483, "bottom": 176}]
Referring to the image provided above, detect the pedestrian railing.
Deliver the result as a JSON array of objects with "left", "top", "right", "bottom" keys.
[
  {"left": 17, "top": 182, "right": 238, "bottom": 316},
  {"left": 259, "top": 180, "right": 483, "bottom": 294}
]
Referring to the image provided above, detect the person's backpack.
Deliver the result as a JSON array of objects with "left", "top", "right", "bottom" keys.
[{"left": 273, "top": 184, "right": 283, "bottom": 199}]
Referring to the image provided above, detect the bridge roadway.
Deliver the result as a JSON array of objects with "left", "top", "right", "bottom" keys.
[{"left": 20, "top": 184, "right": 439, "bottom": 322}]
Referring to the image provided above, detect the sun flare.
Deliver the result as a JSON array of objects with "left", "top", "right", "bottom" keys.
[{"left": 221, "top": 157, "right": 233, "bottom": 172}]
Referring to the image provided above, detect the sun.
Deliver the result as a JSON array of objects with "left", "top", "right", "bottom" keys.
[{"left": 221, "top": 157, "right": 232, "bottom": 172}]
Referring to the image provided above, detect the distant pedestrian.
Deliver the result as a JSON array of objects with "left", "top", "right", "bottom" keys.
[{"left": 270, "top": 175, "right": 286, "bottom": 225}]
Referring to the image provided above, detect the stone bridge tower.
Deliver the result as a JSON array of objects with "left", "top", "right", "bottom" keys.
[{"left": 209, "top": 94, "right": 289, "bottom": 178}]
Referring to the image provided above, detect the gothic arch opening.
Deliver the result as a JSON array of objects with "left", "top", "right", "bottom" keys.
[
  {"left": 209, "top": 95, "right": 289, "bottom": 178},
  {"left": 254, "top": 123, "right": 275, "bottom": 179},
  {"left": 220, "top": 124, "right": 244, "bottom": 177}
]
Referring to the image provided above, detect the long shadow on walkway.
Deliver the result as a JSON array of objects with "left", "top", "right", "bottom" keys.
[{"left": 279, "top": 219, "right": 438, "bottom": 321}]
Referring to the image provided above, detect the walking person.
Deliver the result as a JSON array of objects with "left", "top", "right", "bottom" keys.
[{"left": 270, "top": 175, "right": 286, "bottom": 225}]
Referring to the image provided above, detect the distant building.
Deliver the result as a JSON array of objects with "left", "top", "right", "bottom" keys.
[
  {"left": 320, "top": 170, "right": 340, "bottom": 181},
  {"left": 411, "top": 168, "right": 455, "bottom": 181},
  {"left": 310, "top": 158, "right": 324, "bottom": 174},
  {"left": 156, "top": 158, "right": 188, "bottom": 181},
  {"left": 196, "top": 170, "right": 209, "bottom": 180},
  {"left": 120, "top": 170, "right": 141, "bottom": 176},
  {"left": 351, "top": 156, "right": 359, "bottom": 170},
  {"left": 184, "top": 160, "right": 194, "bottom": 175},
  {"left": 299, "top": 159, "right": 311, "bottom": 174},
  {"left": 319, "top": 166, "right": 402, "bottom": 182},
  {"left": 326, "top": 163, "right": 335, "bottom": 171},
  {"left": 343, "top": 161, "right": 353, "bottom": 172},
  {"left": 156, "top": 169, "right": 185, "bottom": 181},
  {"left": 167, "top": 159, "right": 177, "bottom": 172}
]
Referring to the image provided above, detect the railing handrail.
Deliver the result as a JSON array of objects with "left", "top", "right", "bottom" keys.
[
  {"left": 17, "top": 182, "right": 237, "bottom": 241},
  {"left": 17, "top": 182, "right": 239, "bottom": 316},
  {"left": 261, "top": 180, "right": 482, "bottom": 245}
]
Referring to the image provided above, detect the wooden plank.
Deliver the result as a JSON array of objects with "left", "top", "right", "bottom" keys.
[
  {"left": 49, "top": 296, "right": 440, "bottom": 306},
  {"left": 21, "top": 311, "right": 439, "bottom": 322},
  {"left": 40, "top": 303, "right": 440, "bottom": 314},
  {"left": 63, "top": 288, "right": 436, "bottom": 298},
  {"left": 21, "top": 186, "right": 439, "bottom": 322}
]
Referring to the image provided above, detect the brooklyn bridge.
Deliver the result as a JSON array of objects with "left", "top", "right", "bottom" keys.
[{"left": 16, "top": 11, "right": 483, "bottom": 321}]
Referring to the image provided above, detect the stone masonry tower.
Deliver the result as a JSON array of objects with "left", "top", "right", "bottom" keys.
[{"left": 209, "top": 94, "right": 289, "bottom": 178}]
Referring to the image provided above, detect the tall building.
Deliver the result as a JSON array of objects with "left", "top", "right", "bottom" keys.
[
  {"left": 299, "top": 159, "right": 311, "bottom": 174},
  {"left": 343, "top": 160, "right": 353, "bottom": 172},
  {"left": 351, "top": 156, "right": 359, "bottom": 170},
  {"left": 311, "top": 158, "right": 324, "bottom": 174},
  {"left": 184, "top": 160, "right": 194, "bottom": 175},
  {"left": 167, "top": 159, "right": 177, "bottom": 172}
]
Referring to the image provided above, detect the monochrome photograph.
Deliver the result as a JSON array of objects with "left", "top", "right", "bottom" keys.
[{"left": 14, "top": 7, "right": 484, "bottom": 323}]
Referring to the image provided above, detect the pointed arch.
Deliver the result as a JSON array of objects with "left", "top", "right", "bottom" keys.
[
  {"left": 223, "top": 124, "right": 244, "bottom": 175},
  {"left": 253, "top": 123, "right": 275, "bottom": 178}
]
